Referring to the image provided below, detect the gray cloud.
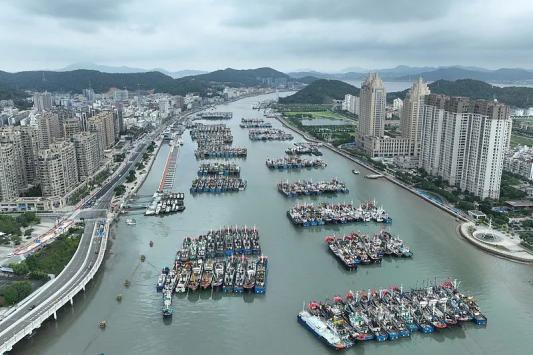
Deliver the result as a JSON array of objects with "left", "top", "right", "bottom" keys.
[
  {"left": 225, "top": 0, "right": 459, "bottom": 27},
  {"left": 12, "top": 0, "right": 132, "bottom": 22},
  {"left": 0, "top": 0, "right": 532, "bottom": 72}
]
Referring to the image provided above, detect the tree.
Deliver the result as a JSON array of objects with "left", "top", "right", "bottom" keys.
[
  {"left": 2, "top": 281, "right": 33, "bottom": 305},
  {"left": 10, "top": 262, "right": 29, "bottom": 275}
]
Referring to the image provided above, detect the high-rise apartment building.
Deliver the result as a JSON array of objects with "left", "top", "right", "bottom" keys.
[
  {"left": 342, "top": 94, "right": 360, "bottom": 115},
  {"left": 36, "top": 112, "right": 62, "bottom": 149},
  {"left": 87, "top": 111, "right": 116, "bottom": 153},
  {"left": 72, "top": 132, "right": 101, "bottom": 181},
  {"left": 33, "top": 92, "right": 53, "bottom": 112},
  {"left": 400, "top": 78, "right": 430, "bottom": 157},
  {"left": 17, "top": 125, "right": 40, "bottom": 184},
  {"left": 0, "top": 127, "right": 27, "bottom": 191},
  {"left": 37, "top": 141, "right": 79, "bottom": 198},
  {"left": 358, "top": 73, "right": 386, "bottom": 139},
  {"left": 63, "top": 118, "right": 81, "bottom": 138},
  {"left": 419, "top": 94, "right": 512, "bottom": 199}
]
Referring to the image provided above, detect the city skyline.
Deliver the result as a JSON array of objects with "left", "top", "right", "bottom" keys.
[{"left": 1, "top": 0, "right": 533, "bottom": 72}]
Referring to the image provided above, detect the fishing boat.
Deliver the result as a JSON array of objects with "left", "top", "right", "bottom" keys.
[
  {"left": 223, "top": 257, "right": 236, "bottom": 292},
  {"left": 233, "top": 257, "right": 247, "bottom": 293},
  {"left": 297, "top": 310, "right": 348, "bottom": 350},
  {"left": 212, "top": 260, "right": 225, "bottom": 289},
  {"left": 254, "top": 256, "right": 268, "bottom": 294},
  {"left": 200, "top": 259, "right": 214, "bottom": 289},
  {"left": 188, "top": 260, "right": 203, "bottom": 291},
  {"left": 243, "top": 258, "right": 257, "bottom": 291}
]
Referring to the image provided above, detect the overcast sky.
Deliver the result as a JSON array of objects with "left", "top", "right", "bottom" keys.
[{"left": 1, "top": 0, "right": 533, "bottom": 72}]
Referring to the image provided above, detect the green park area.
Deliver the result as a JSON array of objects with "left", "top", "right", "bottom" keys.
[{"left": 0, "top": 212, "right": 40, "bottom": 245}]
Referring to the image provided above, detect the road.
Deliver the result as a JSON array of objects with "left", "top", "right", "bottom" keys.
[{"left": 0, "top": 137, "right": 151, "bottom": 350}]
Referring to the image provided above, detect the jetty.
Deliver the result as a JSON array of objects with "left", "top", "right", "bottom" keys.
[
  {"left": 266, "top": 157, "right": 327, "bottom": 170},
  {"left": 287, "top": 200, "right": 391, "bottom": 227},
  {"left": 158, "top": 144, "right": 179, "bottom": 192},
  {"left": 190, "top": 177, "right": 247, "bottom": 193},
  {"left": 278, "top": 178, "right": 348, "bottom": 197},
  {"left": 298, "top": 279, "right": 487, "bottom": 349},
  {"left": 325, "top": 230, "right": 412, "bottom": 269}
]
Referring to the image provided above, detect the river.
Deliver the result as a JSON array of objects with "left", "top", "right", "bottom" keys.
[{"left": 13, "top": 93, "right": 533, "bottom": 355}]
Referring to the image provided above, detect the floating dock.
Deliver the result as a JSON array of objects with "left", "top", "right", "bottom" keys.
[
  {"left": 298, "top": 280, "right": 487, "bottom": 350},
  {"left": 287, "top": 200, "right": 391, "bottom": 227},
  {"left": 158, "top": 144, "right": 179, "bottom": 192},
  {"left": 325, "top": 230, "right": 412, "bottom": 269}
]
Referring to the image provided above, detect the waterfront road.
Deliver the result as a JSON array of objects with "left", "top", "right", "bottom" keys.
[{"left": 0, "top": 138, "right": 150, "bottom": 348}]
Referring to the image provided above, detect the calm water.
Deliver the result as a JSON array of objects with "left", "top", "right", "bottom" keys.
[{"left": 14, "top": 93, "right": 533, "bottom": 355}]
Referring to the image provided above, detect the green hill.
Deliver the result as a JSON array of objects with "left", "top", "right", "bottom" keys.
[
  {"left": 279, "top": 79, "right": 359, "bottom": 104},
  {"left": 388, "top": 79, "right": 533, "bottom": 108},
  {"left": 0, "top": 67, "right": 293, "bottom": 97}
]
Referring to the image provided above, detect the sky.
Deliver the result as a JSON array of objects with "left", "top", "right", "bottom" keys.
[{"left": 1, "top": 0, "right": 533, "bottom": 73}]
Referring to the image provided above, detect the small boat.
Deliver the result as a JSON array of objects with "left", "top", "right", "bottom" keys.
[
  {"left": 140, "top": 255, "right": 146, "bottom": 262},
  {"left": 125, "top": 218, "right": 136, "bottom": 226},
  {"left": 149, "top": 241, "right": 154, "bottom": 247},
  {"left": 124, "top": 280, "right": 130, "bottom": 288},
  {"left": 352, "top": 169, "right": 360, "bottom": 175},
  {"left": 116, "top": 294, "right": 123, "bottom": 302},
  {"left": 99, "top": 321, "right": 107, "bottom": 328},
  {"left": 365, "top": 174, "right": 384, "bottom": 179}
]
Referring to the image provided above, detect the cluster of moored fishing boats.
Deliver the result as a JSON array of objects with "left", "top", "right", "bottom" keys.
[
  {"left": 287, "top": 201, "right": 391, "bottom": 227},
  {"left": 249, "top": 128, "right": 293, "bottom": 141},
  {"left": 145, "top": 192, "right": 185, "bottom": 216},
  {"left": 325, "top": 230, "right": 412, "bottom": 269},
  {"left": 157, "top": 226, "right": 269, "bottom": 317},
  {"left": 198, "top": 112, "right": 233, "bottom": 120},
  {"left": 197, "top": 162, "right": 240, "bottom": 177},
  {"left": 190, "top": 123, "right": 248, "bottom": 159},
  {"left": 286, "top": 142, "right": 322, "bottom": 156},
  {"left": 195, "top": 147, "right": 247, "bottom": 159},
  {"left": 240, "top": 118, "right": 272, "bottom": 128},
  {"left": 190, "top": 177, "right": 247, "bottom": 193},
  {"left": 278, "top": 178, "right": 348, "bottom": 197},
  {"left": 298, "top": 280, "right": 487, "bottom": 349},
  {"left": 266, "top": 157, "right": 327, "bottom": 170}
]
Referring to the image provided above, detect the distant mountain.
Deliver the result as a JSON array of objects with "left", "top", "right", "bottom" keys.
[
  {"left": 0, "top": 67, "right": 294, "bottom": 97},
  {"left": 288, "top": 71, "right": 366, "bottom": 81},
  {"left": 387, "top": 79, "right": 533, "bottom": 108},
  {"left": 279, "top": 79, "right": 359, "bottom": 104},
  {"left": 397, "top": 67, "right": 533, "bottom": 83},
  {"left": 58, "top": 63, "right": 207, "bottom": 79}
]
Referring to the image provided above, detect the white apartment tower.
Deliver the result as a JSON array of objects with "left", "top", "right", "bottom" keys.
[
  {"left": 37, "top": 141, "right": 79, "bottom": 198},
  {"left": 72, "top": 132, "right": 101, "bottom": 181},
  {"left": 36, "top": 112, "right": 62, "bottom": 149},
  {"left": 358, "top": 73, "right": 386, "bottom": 138},
  {"left": 400, "top": 78, "right": 430, "bottom": 156},
  {"left": 419, "top": 94, "right": 512, "bottom": 199}
]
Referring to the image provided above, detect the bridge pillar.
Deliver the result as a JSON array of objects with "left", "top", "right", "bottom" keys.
[
  {"left": 70, "top": 297, "right": 74, "bottom": 306},
  {"left": 53, "top": 311, "right": 57, "bottom": 320}
]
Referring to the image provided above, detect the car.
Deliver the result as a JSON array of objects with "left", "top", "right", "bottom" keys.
[{"left": 29, "top": 305, "right": 36, "bottom": 310}]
